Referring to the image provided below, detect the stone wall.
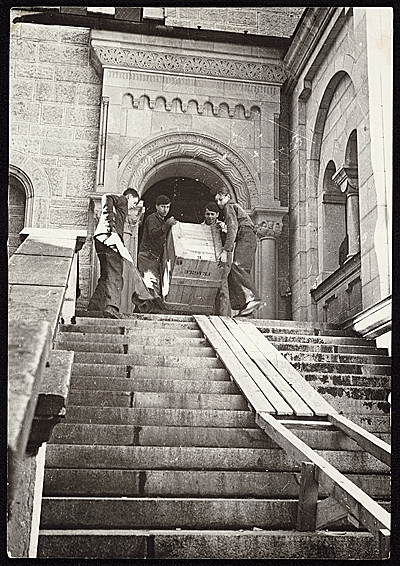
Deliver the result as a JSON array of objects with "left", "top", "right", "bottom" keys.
[
  {"left": 165, "top": 7, "right": 304, "bottom": 37},
  {"left": 9, "top": 19, "right": 100, "bottom": 301},
  {"left": 285, "top": 8, "right": 392, "bottom": 321}
]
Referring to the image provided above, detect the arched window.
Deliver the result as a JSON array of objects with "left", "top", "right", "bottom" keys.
[
  {"left": 8, "top": 175, "right": 27, "bottom": 257},
  {"left": 332, "top": 130, "right": 360, "bottom": 262}
]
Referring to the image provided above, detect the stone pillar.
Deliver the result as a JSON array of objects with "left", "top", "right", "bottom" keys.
[
  {"left": 346, "top": 187, "right": 360, "bottom": 256},
  {"left": 250, "top": 207, "right": 287, "bottom": 320},
  {"left": 332, "top": 166, "right": 360, "bottom": 260}
]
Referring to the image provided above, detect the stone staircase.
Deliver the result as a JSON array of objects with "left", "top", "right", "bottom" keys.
[{"left": 37, "top": 314, "right": 391, "bottom": 559}]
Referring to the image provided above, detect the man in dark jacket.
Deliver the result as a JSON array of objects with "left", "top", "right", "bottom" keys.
[
  {"left": 138, "top": 194, "right": 177, "bottom": 302},
  {"left": 88, "top": 188, "right": 140, "bottom": 318}
]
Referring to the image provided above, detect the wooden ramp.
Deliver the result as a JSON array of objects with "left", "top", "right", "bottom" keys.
[{"left": 195, "top": 315, "right": 391, "bottom": 556}]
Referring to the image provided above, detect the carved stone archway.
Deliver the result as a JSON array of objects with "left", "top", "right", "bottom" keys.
[{"left": 118, "top": 132, "right": 261, "bottom": 209}]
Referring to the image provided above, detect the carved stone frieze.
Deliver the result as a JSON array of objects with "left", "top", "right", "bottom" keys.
[
  {"left": 91, "top": 44, "right": 287, "bottom": 84},
  {"left": 119, "top": 132, "right": 261, "bottom": 207}
]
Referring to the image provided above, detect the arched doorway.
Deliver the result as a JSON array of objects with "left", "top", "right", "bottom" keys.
[
  {"left": 138, "top": 176, "right": 220, "bottom": 245},
  {"left": 8, "top": 175, "right": 27, "bottom": 257}
]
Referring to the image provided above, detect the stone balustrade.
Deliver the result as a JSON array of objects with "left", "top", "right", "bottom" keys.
[{"left": 8, "top": 228, "right": 86, "bottom": 557}]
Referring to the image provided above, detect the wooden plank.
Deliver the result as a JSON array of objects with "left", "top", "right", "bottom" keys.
[
  {"left": 239, "top": 321, "right": 337, "bottom": 417},
  {"left": 297, "top": 462, "right": 318, "bottom": 531},
  {"left": 195, "top": 316, "right": 275, "bottom": 414},
  {"left": 170, "top": 277, "right": 221, "bottom": 288},
  {"left": 315, "top": 496, "right": 348, "bottom": 530},
  {"left": 207, "top": 316, "right": 294, "bottom": 415},
  {"left": 327, "top": 413, "right": 391, "bottom": 467},
  {"left": 221, "top": 317, "right": 314, "bottom": 417},
  {"left": 278, "top": 420, "right": 334, "bottom": 431},
  {"left": 379, "top": 528, "right": 390, "bottom": 559},
  {"left": 256, "top": 411, "right": 390, "bottom": 537}
]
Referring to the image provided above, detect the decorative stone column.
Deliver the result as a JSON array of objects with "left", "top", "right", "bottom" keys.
[
  {"left": 332, "top": 166, "right": 360, "bottom": 259},
  {"left": 250, "top": 206, "right": 288, "bottom": 320}
]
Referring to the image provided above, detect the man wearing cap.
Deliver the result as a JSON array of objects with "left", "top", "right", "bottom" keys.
[{"left": 138, "top": 194, "right": 177, "bottom": 305}]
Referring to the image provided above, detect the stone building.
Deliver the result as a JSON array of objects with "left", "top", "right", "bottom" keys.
[{"left": 9, "top": 6, "right": 392, "bottom": 345}]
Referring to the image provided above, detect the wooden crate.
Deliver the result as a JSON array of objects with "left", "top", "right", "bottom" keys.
[{"left": 161, "top": 222, "right": 223, "bottom": 314}]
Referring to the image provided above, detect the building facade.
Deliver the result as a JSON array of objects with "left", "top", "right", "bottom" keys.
[{"left": 9, "top": 7, "right": 392, "bottom": 346}]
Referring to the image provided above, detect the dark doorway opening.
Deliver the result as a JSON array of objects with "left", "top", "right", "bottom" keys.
[
  {"left": 138, "top": 176, "right": 220, "bottom": 245},
  {"left": 8, "top": 176, "right": 26, "bottom": 257}
]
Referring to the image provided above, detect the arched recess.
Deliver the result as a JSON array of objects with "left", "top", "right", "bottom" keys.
[
  {"left": 312, "top": 71, "right": 357, "bottom": 277},
  {"left": 9, "top": 150, "right": 51, "bottom": 228},
  {"left": 310, "top": 71, "right": 349, "bottom": 163},
  {"left": 118, "top": 132, "right": 261, "bottom": 209},
  {"left": 340, "top": 129, "right": 360, "bottom": 259},
  {"left": 320, "top": 160, "right": 346, "bottom": 276}
]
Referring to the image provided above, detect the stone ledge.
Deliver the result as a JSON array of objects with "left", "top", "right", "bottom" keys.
[
  {"left": 348, "top": 295, "right": 392, "bottom": 339},
  {"left": 28, "top": 349, "right": 75, "bottom": 452},
  {"left": 8, "top": 320, "right": 52, "bottom": 459},
  {"left": 19, "top": 227, "right": 87, "bottom": 251}
]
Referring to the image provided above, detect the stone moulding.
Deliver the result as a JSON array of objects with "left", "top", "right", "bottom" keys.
[
  {"left": 118, "top": 132, "right": 261, "bottom": 208},
  {"left": 91, "top": 44, "right": 287, "bottom": 84}
]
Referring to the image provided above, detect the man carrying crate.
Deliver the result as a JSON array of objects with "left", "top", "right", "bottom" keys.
[
  {"left": 202, "top": 202, "right": 230, "bottom": 316},
  {"left": 137, "top": 194, "right": 177, "bottom": 310},
  {"left": 213, "top": 187, "right": 261, "bottom": 317}
]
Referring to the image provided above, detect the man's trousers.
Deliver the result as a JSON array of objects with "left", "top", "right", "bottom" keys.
[
  {"left": 228, "top": 226, "right": 259, "bottom": 311},
  {"left": 88, "top": 239, "right": 123, "bottom": 312}
]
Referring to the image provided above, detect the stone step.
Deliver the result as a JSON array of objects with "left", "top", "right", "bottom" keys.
[
  {"left": 64, "top": 407, "right": 256, "bottom": 428},
  {"left": 45, "top": 445, "right": 389, "bottom": 474},
  {"left": 70, "top": 376, "right": 239, "bottom": 394},
  {"left": 317, "top": 395, "right": 390, "bottom": 416},
  {"left": 58, "top": 331, "right": 206, "bottom": 346},
  {"left": 57, "top": 341, "right": 126, "bottom": 354},
  {"left": 72, "top": 352, "right": 223, "bottom": 368},
  {"left": 42, "top": 468, "right": 390, "bottom": 499},
  {"left": 315, "top": 385, "right": 390, "bottom": 401},
  {"left": 57, "top": 341, "right": 216, "bottom": 357},
  {"left": 37, "top": 529, "right": 382, "bottom": 560},
  {"left": 253, "top": 325, "right": 357, "bottom": 337},
  {"left": 260, "top": 333, "right": 378, "bottom": 347},
  {"left": 283, "top": 351, "right": 390, "bottom": 365},
  {"left": 41, "top": 497, "right": 299, "bottom": 530},
  {"left": 40, "top": 496, "right": 389, "bottom": 532},
  {"left": 290, "top": 361, "right": 391, "bottom": 375},
  {"left": 303, "top": 373, "right": 391, "bottom": 388},
  {"left": 72, "top": 363, "right": 229, "bottom": 380},
  {"left": 68, "top": 390, "right": 249, "bottom": 411},
  {"left": 73, "top": 317, "right": 200, "bottom": 330},
  {"left": 50, "top": 423, "right": 272, "bottom": 448},
  {"left": 341, "top": 414, "right": 391, "bottom": 433},
  {"left": 49, "top": 422, "right": 389, "bottom": 451},
  {"left": 274, "top": 342, "right": 388, "bottom": 355},
  {"left": 78, "top": 313, "right": 195, "bottom": 323}
]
